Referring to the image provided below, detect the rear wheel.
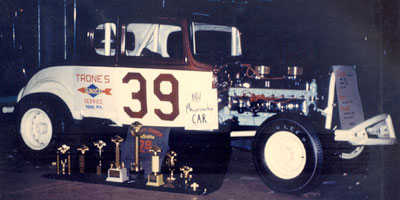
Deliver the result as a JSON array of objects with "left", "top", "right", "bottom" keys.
[
  {"left": 253, "top": 115, "right": 323, "bottom": 194},
  {"left": 17, "top": 95, "right": 72, "bottom": 163}
]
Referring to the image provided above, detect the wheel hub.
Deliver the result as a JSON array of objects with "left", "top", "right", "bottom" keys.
[
  {"left": 264, "top": 131, "right": 306, "bottom": 180},
  {"left": 21, "top": 108, "right": 53, "bottom": 150}
]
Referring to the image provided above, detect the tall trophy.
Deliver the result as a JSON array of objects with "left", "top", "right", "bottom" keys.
[
  {"left": 57, "top": 144, "right": 71, "bottom": 175},
  {"left": 93, "top": 140, "right": 106, "bottom": 176},
  {"left": 164, "top": 151, "right": 177, "bottom": 188},
  {"left": 146, "top": 145, "right": 164, "bottom": 187},
  {"left": 106, "top": 135, "right": 129, "bottom": 183},
  {"left": 130, "top": 121, "right": 144, "bottom": 179},
  {"left": 77, "top": 144, "right": 89, "bottom": 174}
]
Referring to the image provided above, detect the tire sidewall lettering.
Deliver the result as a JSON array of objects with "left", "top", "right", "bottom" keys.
[{"left": 254, "top": 117, "right": 321, "bottom": 193}]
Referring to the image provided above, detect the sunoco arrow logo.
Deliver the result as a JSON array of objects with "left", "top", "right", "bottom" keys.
[{"left": 78, "top": 84, "right": 112, "bottom": 98}]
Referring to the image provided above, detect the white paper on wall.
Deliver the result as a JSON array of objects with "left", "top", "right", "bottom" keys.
[{"left": 333, "top": 65, "right": 365, "bottom": 130}]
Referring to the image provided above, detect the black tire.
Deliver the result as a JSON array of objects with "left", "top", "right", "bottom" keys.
[
  {"left": 16, "top": 94, "right": 73, "bottom": 164},
  {"left": 253, "top": 115, "right": 323, "bottom": 194}
]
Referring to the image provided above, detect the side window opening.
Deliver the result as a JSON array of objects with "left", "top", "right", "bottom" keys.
[
  {"left": 124, "top": 31, "right": 135, "bottom": 53},
  {"left": 123, "top": 23, "right": 182, "bottom": 59},
  {"left": 94, "top": 23, "right": 116, "bottom": 56},
  {"left": 167, "top": 31, "right": 183, "bottom": 59}
]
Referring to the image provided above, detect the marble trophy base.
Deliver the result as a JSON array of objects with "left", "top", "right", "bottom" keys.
[
  {"left": 106, "top": 167, "right": 129, "bottom": 183},
  {"left": 146, "top": 174, "right": 164, "bottom": 187}
]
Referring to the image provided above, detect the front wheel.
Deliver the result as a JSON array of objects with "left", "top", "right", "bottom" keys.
[
  {"left": 16, "top": 95, "right": 72, "bottom": 163},
  {"left": 253, "top": 115, "right": 323, "bottom": 194}
]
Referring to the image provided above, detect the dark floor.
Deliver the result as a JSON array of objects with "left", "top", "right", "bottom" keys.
[{"left": 1, "top": 112, "right": 399, "bottom": 200}]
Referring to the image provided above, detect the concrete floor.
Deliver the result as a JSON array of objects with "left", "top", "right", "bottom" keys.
[{"left": 1, "top": 113, "right": 399, "bottom": 200}]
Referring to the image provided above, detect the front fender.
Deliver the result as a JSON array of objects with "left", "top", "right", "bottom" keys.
[{"left": 20, "top": 67, "right": 81, "bottom": 120}]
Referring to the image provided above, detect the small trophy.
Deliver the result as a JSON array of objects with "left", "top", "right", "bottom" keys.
[
  {"left": 57, "top": 144, "right": 71, "bottom": 175},
  {"left": 190, "top": 182, "right": 200, "bottom": 192},
  {"left": 77, "top": 144, "right": 89, "bottom": 174},
  {"left": 61, "top": 159, "right": 67, "bottom": 175},
  {"left": 106, "top": 135, "right": 129, "bottom": 183},
  {"left": 93, "top": 140, "right": 106, "bottom": 176},
  {"left": 146, "top": 145, "right": 164, "bottom": 187},
  {"left": 130, "top": 121, "right": 145, "bottom": 179},
  {"left": 164, "top": 151, "right": 177, "bottom": 188},
  {"left": 180, "top": 166, "right": 193, "bottom": 186}
]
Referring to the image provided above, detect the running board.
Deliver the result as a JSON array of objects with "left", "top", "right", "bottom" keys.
[
  {"left": 335, "top": 114, "right": 397, "bottom": 145},
  {"left": 230, "top": 131, "right": 256, "bottom": 137}
]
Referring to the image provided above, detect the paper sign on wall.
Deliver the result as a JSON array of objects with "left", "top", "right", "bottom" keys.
[{"left": 333, "top": 65, "right": 364, "bottom": 130}]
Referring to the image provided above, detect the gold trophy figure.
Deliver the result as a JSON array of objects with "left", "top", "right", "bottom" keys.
[
  {"left": 106, "top": 135, "right": 129, "bottom": 183},
  {"left": 190, "top": 182, "right": 200, "bottom": 192},
  {"left": 61, "top": 159, "right": 67, "bottom": 175},
  {"left": 130, "top": 121, "right": 144, "bottom": 173},
  {"left": 57, "top": 144, "right": 71, "bottom": 175},
  {"left": 180, "top": 166, "right": 193, "bottom": 186},
  {"left": 146, "top": 145, "right": 164, "bottom": 187},
  {"left": 164, "top": 151, "right": 177, "bottom": 188},
  {"left": 77, "top": 144, "right": 89, "bottom": 174},
  {"left": 93, "top": 140, "right": 106, "bottom": 176}
]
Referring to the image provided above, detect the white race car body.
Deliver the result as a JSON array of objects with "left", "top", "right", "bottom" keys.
[{"left": 20, "top": 66, "right": 218, "bottom": 130}]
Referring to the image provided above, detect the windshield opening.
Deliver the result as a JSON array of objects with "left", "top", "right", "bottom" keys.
[{"left": 190, "top": 23, "right": 242, "bottom": 63}]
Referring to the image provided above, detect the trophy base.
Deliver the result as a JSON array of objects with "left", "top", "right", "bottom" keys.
[
  {"left": 106, "top": 167, "right": 129, "bottom": 183},
  {"left": 163, "top": 182, "right": 175, "bottom": 188},
  {"left": 163, "top": 176, "right": 176, "bottom": 188},
  {"left": 130, "top": 170, "right": 144, "bottom": 181},
  {"left": 146, "top": 174, "right": 165, "bottom": 187},
  {"left": 96, "top": 166, "right": 102, "bottom": 176}
]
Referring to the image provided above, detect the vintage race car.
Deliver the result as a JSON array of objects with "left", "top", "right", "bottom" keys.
[{"left": 12, "top": 3, "right": 396, "bottom": 194}]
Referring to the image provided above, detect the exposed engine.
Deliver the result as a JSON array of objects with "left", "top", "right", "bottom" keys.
[{"left": 216, "top": 63, "right": 318, "bottom": 126}]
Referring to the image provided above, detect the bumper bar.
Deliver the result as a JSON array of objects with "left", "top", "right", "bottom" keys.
[{"left": 335, "top": 114, "right": 397, "bottom": 145}]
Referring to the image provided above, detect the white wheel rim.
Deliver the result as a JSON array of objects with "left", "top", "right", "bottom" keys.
[
  {"left": 20, "top": 108, "right": 53, "bottom": 150},
  {"left": 264, "top": 131, "right": 306, "bottom": 180}
]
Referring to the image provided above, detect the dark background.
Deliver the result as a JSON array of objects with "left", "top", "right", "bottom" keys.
[
  {"left": 1, "top": 0, "right": 399, "bottom": 131},
  {"left": 1, "top": 0, "right": 399, "bottom": 199}
]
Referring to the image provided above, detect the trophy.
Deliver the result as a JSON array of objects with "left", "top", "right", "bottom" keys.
[
  {"left": 180, "top": 166, "right": 193, "bottom": 186},
  {"left": 57, "top": 144, "right": 71, "bottom": 175},
  {"left": 164, "top": 151, "right": 177, "bottom": 188},
  {"left": 106, "top": 135, "right": 129, "bottom": 183},
  {"left": 190, "top": 182, "right": 200, "bottom": 192},
  {"left": 146, "top": 145, "right": 164, "bottom": 187},
  {"left": 77, "top": 144, "right": 89, "bottom": 174},
  {"left": 60, "top": 159, "right": 67, "bottom": 175},
  {"left": 130, "top": 121, "right": 145, "bottom": 179},
  {"left": 93, "top": 140, "right": 106, "bottom": 176}
]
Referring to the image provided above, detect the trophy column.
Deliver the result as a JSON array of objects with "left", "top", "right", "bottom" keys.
[
  {"left": 77, "top": 144, "right": 89, "bottom": 174},
  {"left": 106, "top": 135, "right": 129, "bottom": 183},
  {"left": 57, "top": 144, "right": 71, "bottom": 175},
  {"left": 180, "top": 166, "right": 193, "bottom": 187},
  {"left": 164, "top": 151, "right": 177, "bottom": 188},
  {"left": 146, "top": 145, "right": 164, "bottom": 187},
  {"left": 93, "top": 140, "right": 106, "bottom": 176},
  {"left": 130, "top": 121, "right": 144, "bottom": 179}
]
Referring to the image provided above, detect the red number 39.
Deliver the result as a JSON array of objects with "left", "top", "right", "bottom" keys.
[{"left": 122, "top": 73, "right": 179, "bottom": 121}]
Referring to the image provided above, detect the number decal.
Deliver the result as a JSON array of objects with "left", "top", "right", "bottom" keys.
[
  {"left": 122, "top": 72, "right": 147, "bottom": 118},
  {"left": 139, "top": 140, "right": 152, "bottom": 153},
  {"left": 154, "top": 74, "right": 179, "bottom": 121},
  {"left": 122, "top": 72, "right": 180, "bottom": 121}
]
